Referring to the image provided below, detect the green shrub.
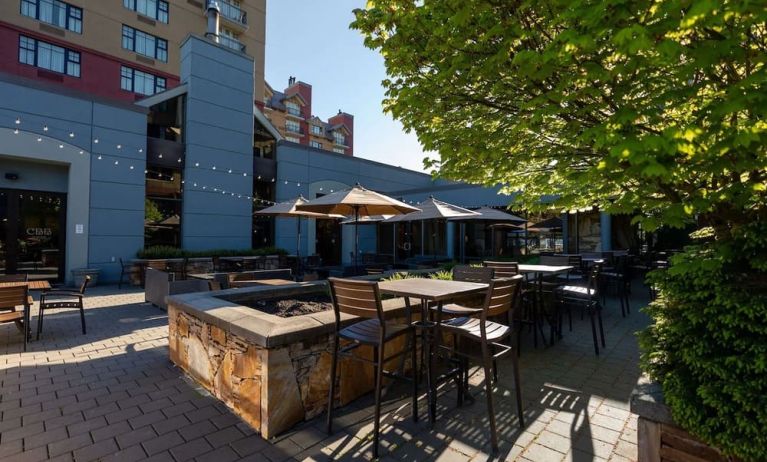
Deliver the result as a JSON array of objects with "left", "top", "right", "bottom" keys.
[
  {"left": 136, "top": 246, "right": 288, "bottom": 259},
  {"left": 639, "top": 223, "right": 767, "bottom": 461},
  {"left": 429, "top": 270, "right": 453, "bottom": 280}
]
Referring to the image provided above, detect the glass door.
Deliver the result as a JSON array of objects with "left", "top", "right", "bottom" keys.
[{"left": 0, "top": 189, "right": 66, "bottom": 281}]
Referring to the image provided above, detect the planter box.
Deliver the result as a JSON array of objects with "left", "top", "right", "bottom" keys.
[{"left": 630, "top": 376, "right": 735, "bottom": 462}]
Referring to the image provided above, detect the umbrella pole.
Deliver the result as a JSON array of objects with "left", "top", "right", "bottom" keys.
[
  {"left": 354, "top": 206, "right": 360, "bottom": 274},
  {"left": 296, "top": 217, "right": 301, "bottom": 280}
]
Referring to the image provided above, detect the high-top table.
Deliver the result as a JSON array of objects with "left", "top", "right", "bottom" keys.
[
  {"left": 517, "top": 264, "right": 573, "bottom": 346},
  {"left": 378, "top": 278, "right": 488, "bottom": 424}
]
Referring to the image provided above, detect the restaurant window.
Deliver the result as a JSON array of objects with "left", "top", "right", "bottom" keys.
[
  {"left": 123, "top": 0, "right": 169, "bottom": 23},
  {"left": 121, "top": 66, "right": 166, "bottom": 95},
  {"left": 252, "top": 180, "right": 274, "bottom": 248},
  {"left": 19, "top": 36, "right": 80, "bottom": 77},
  {"left": 377, "top": 222, "right": 394, "bottom": 256},
  {"left": 285, "top": 136, "right": 300, "bottom": 144},
  {"left": 309, "top": 140, "right": 322, "bottom": 149},
  {"left": 310, "top": 125, "right": 322, "bottom": 135},
  {"left": 423, "top": 220, "right": 446, "bottom": 256},
  {"left": 122, "top": 25, "right": 168, "bottom": 62},
  {"left": 21, "top": 0, "right": 82, "bottom": 33}
]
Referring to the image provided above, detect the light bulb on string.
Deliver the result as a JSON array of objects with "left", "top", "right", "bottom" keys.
[
  {"left": 43, "top": 125, "right": 48, "bottom": 131},
  {"left": 138, "top": 148, "right": 143, "bottom": 153},
  {"left": 195, "top": 162, "right": 199, "bottom": 167},
  {"left": 94, "top": 138, "right": 99, "bottom": 143},
  {"left": 243, "top": 173, "right": 247, "bottom": 177},
  {"left": 37, "top": 137, "right": 42, "bottom": 142},
  {"left": 97, "top": 155, "right": 102, "bottom": 160},
  {"left": 13, "top": 129, "right": 18, "bottom": 135},
  {"left": 158, "top": 154, "right": 163, "bottom": 158},
  {"left": 228, "top": 169, "right": 232, "bottom": 173},
  {"left": 69, "top": 132, "right": 74, "bottom": 138},
  {"left": 58, "top": 144, "right": 64, "bottom": 149},
  {"left": 212, "top": 166, "right": 216, "bottom": 170},
  {"left": 15, "top": 118, "right": 20, "bottom": 125},
  {"left": 79, "top": 150, "right": 84, "bottom": 155},
  {"left": 114, "top": 160, "right": 119, "bottom": 165},
  {"left": 116, "top": 144, "right": 122, "bottom": 149}
]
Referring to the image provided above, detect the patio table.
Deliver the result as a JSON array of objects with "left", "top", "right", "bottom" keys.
[
  {"left": 0, "top": 280, "right": 52, "bottom": 341},
  {"left": 517, "top": 264, "right": 572, "bottom": 346},
  {"left": 378, "top": 278, "right": 488, "bottom": 424}
]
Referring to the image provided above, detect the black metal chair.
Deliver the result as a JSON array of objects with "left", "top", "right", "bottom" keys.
[
  {"left": 118, "top": 258, "right": 140, "bottom": 289},
  {"left": 556, "top": 263, "right": 606, "bottom": 355},
  {"left": 326, "top": 278, "right": 417, "bottom": 458},
  {"left": 37, "top": 276, "right": 90, "bottom": 339},
  {"left": 483, "top": 260, "right": 519, "bottom": 277},
  {"left": 0, "top": 284, "right": 30, "bottom": 351},
  {"left": 436, "top": 276, "right": 525, "bottom": 453},
  {"left": 600, "top": 255, "right": 631, "bottom": 317}
]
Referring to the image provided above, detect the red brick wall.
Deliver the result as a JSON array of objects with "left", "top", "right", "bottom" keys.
[{"left": 0, "top": 22, "right": 179, "bottom": 103}]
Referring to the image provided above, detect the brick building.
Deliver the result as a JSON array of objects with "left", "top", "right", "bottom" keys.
[{"left": 262, "top": 77, "right": 354, "bottom": 155}]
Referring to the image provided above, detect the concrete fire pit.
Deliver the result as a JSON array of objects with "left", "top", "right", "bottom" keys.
[{"left": 167, "top": 281, "right": 417, "bottom": 438}]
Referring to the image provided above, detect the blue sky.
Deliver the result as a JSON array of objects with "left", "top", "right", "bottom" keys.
[{"left": 264, "top": 0, "right": 430, "bottom": 173}]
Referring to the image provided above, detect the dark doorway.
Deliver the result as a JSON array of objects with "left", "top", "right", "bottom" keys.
[
  {"left": 0, "top": 189, "right": 67, "bottom": 281},
  {"left": 315, "top": 218, "right": 341, "bottom": 266}
]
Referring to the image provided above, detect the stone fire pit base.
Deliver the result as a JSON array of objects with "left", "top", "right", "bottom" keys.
[{"left": 167, "top": 283, "right": 416, "bottom": 438}]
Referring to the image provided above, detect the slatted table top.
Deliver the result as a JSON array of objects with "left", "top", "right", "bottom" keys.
[
  {"left": 517, "top": 264, "right": 573, "bottom": 274},
  {"left": 378, "top": 278, "right": 487, "bottom": 302},
  {"left": 0, "top": 280, "right": 52, "bottom": 290}
]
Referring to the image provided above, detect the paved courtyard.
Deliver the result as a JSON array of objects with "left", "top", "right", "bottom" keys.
[{"left": 0, "top": 283, "right": 647, "bottom": 461}]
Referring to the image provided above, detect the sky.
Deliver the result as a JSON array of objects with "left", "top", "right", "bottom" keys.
[{"left": 264, "top": 0, "right": 430, "bottom": 173}]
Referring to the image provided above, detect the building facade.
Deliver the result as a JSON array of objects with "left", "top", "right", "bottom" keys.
[
  {"left": 0, "top": 0, "right": 265, "bottom": 102},
  {"left": 262, "top": 78, "right": 354, "bottom": 156}
]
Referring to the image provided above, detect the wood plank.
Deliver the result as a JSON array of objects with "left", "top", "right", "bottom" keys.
[{"left": 638, "top": 417, "right": 661, "bottom": 462}]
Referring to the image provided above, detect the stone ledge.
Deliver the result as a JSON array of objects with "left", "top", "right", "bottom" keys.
[
  {"left": 630, "top": 374, "right": 674, "bottom": 425},
  {"left": 167, "top": 280, "right": 416, "bottom": 349}
]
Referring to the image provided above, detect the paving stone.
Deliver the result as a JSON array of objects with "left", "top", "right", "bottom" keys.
[
  {"left": 48, "top": 433, "right": 93, "bottom": 457},
  {"left": 194, "top": 445, "right": 241, "bottom": 462},
  {"left": 115, "top": 425, "right": 159, "bottom": 449},
  {"left": 24, "top": 426, "right": 69, "bottom": 450},
  {"left": 179, "top": 420, "right": 219, "bottom": 441},
  {"left": 72, "top": 438, "right": 120, "bottom": 462},
  {"left": 91, "top": 421, "right": 132, "bottom": 442},
  {"left": 98, "top": 444, "right": 147, "bottom": 462},
  {"left": 169, "top": 438, "right": 214, "bottom": 461},
  {"left": 204, "top": 425, "right": 245, "bottom": 448},
  {"left": 141, "top": 430, "right": 185, "bottom": 455}
]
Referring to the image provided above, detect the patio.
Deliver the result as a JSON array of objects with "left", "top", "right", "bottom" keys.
[{"left": 0, "top": 283, "right": 645, "bottom": 461}]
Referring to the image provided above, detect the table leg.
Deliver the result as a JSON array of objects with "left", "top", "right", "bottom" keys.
[
  {"left": 536, "top": 274, "right": 549, "bottom": 347},
  {"left": 428, "top": 300, "right": 443, "bottom": 424},
  {"left": 422, "top": 297, "right": 436, "bottom": 425}
]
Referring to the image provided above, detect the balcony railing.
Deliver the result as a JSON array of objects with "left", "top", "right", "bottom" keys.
[
  {"left": 218, "top": 34, "right": 246, "bottom": 52},
  {"left": 285, "top": 125, "right": 303, "bottom": 135},
  {"left": 219, "top": 1, "right": 247, "bottom": 25}
]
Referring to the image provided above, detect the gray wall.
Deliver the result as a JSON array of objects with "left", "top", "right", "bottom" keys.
[
  {"left": 274, "top": 142, "right": 515, "bottom": 263},
  {"left": 0, "top": 75, "right": 146, "bottom": 283},
  {"left": 180, "top": 36, "right": 255, "bottom": 250}
]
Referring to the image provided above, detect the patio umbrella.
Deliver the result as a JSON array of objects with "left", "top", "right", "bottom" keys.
[
  {"left": 529, "top": 216, "right": 563, "bottom": 232},
  {"left": 339, "top": 215, "right": 393, "bottom": 225},
  {"left": 255, "top": 196, "right": 343, "bottom": 276},
  {"left": 386, "top": 196, "right": 480, "bottom": 262},
  {"left": 296, "top": 184, "right": 419, "bottom": 269}
]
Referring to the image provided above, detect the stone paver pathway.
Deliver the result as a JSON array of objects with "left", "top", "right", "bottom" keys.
[{"left": 1, "top": 283, "right": 647, "bottom": 461}]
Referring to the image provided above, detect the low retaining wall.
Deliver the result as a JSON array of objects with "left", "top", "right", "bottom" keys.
[
  {"left": 167, "top": 282, "right": 417, "bottom": 438},
  {"left": 630, "top": 376, "right": 733, "bottom": 462}
]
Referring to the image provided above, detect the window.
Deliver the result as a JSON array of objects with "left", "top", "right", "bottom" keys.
[
  {"left": 333, "top": 131, "right": 346, "bottom": 145},
  {"left": 310, "top": 141, "right": 322, "bottom": 149},
  {"left": 19, "top": 36, "right": 80, "bottom": 77},
  {"left": 120, "top": 66, "right": 166, "bottom": 95},
  {"left": 333, "top": 147, "right": 345, "bottom": 154},
  {"left": 285, "top": 136, "right": 300, "bottom": 143},
  {"left": 310, "top": 125, "right": 322, "bottom": 135},
  {"left": 122, "top": 25, "right": 168, "bottom": 62},
  {"left": 21, "top": 0, "right": 82, "bottom": 33},
  {"left": 123, "top": 0, "right": 169, "bottom": 23},
  {"left": 285, "top": 120, "right": 301, "bottom": 134},
  {"left": 285, "top": 100, "right": 301, "bottom": 117}
]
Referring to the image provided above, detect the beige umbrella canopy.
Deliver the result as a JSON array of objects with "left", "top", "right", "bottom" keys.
[
  {"left": 297, "top": 184, "right": 420, "bottom": 267},
  {"left": 451, "top": 206, "right": 526, "bottom": 222},
  {"left": 385, "top": 196, "right": 480, "bottom": 222},
  {"left": 340, "top": 215, "right": 394, "bottom": 225},
  {"left": 255, "top": 196, "right": 343, "bottom": 275}
]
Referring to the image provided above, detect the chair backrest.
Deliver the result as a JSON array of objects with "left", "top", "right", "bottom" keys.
[
  {"left": 539, "top": 255, "right": 569, "bottom": 266},
  {"left": 328, "top": 278, "right": 384, "bottom": 324},
  {"left": 0, "top": 284, "right": 29, "bottom": 310},
  {"left": 482, "top": 261, "right": 518, "bottom": 277},
  {"left": 585, "top": 262, "right": 603, "bottom": 297},
  {"left": 79, "top": 275, "right": 91, "bottom": 294},
  {"left": 0, "top": 274, "right": 28, "bottom": 283},
  {"left": 453, "top": 265, "right": 494, "bottom": 283},
  {"left": 483, "top": 275, "right": 523, "bottom": 320},
  {"left": 567, "top": 255, "right": 582, "bottom": 269}
]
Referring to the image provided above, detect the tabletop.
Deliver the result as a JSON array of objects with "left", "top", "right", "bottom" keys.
[
  {"left": 517, "top": 264, "right": 573, "bottom": 274},
  {"left": 0, "top": 280, "right": 52, "bottom": 290},
  {"left": 378, "top": 278, "right": 487, "bottom": 302}
]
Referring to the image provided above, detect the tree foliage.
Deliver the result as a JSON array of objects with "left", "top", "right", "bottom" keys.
[
  {"left": 353, "top": 1, "right": 767, "bottom": 459},
  {"left": 352, "top": 0, "right": 767, "bottom": 234}
]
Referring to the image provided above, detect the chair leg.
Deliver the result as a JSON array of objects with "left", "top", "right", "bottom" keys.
[
  {"left": 597, "top": 306, "right": 606, "bottom": 348},
  {"left": 36, "top": 307, "right": 44, "bottom": 341},
  {"left": 481, "top": 342, "right": 499, "bottom": 453},
  {"left": 23, "top": 306, "right": 29, "bottom": 352},
  {"left": 589, "top": 310, "right": 600, "bottom": 356},
  {"left": 511, "top": 346, "right": 524, "bottom": 428},
  {"left": 79, "top": 306, "right": 86, "bottom": 335},
  {"left": 326, "top": 335, "right": 339, "bottom": 434},
  {"left": 411, "top": 330, "right": 419, "bottom": 422},
  {"left": 373, "top": 345, "right": 385, "bottom": 459},
  {"left": 118, "top": 269, "right": 123, "bottom": 289}
]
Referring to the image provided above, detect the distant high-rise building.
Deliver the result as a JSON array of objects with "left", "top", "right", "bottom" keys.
[
  {"left": 262, "top": 77, "right": 354, "bottom": 156},
  {"left": 0, "top": 0, "right": 266, "bottom": 101}
]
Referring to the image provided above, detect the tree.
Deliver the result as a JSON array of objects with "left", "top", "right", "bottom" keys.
[{"left": 353, "top": 1, "right": 767, "bottom": 459}]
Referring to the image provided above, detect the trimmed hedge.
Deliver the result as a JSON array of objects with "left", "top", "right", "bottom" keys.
[
  {"left": 639, "top": 223, "right": 767, "bottom": 461},
  {"left": 136, "top": 245, "right": 288, "bottom": 260}
]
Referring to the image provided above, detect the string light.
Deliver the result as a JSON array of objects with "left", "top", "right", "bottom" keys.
[
  {"left": 43, "top": 125, "right": 48, "bottom": 131},
  {"left": 13, "top": 129, "right": 19, "bottom": 135},
  {"left": 15, "top": 118, "right": 20, "bottom": 125},
  {"left": 68, "top": 132, "right": 75, "bottom": 138}
]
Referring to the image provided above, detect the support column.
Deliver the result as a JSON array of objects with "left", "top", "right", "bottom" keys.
[
  {"left": 561, "top": 213, "right": 569, "bottom": 253},
  {"left": 600, "top": 212, "right": 612, "bottom": 252},
  {"left": 446, "top": 221, "right": 455, "bottom": 259}
]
